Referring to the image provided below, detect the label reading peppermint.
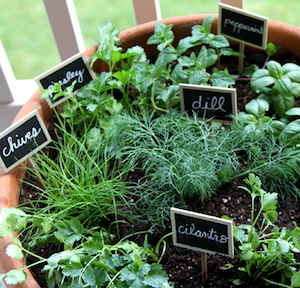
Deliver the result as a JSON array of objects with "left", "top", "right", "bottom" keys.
[{"left": 218, "top": 3, "right": 268, "bottom": 49}]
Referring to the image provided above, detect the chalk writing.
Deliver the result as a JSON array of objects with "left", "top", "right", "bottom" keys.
[
  {"left": 224, "top": 18, "right": 263, "bottom": 34},
  {"left": 178, "top": 223, "right": 228, "bottom": 244},
  {"left": 47, "top": 68, "right": 85, "bottom": 90},
  {"left": 2, "top": 127, "right": 42, "bottom": 157},
  {"left": 192, "top": 95, "right": 226, "bottom": 112}
]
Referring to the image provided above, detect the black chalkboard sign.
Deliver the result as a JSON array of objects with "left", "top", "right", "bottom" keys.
[
  {"left": 0, "top": 110, "right": 52, "bottom": 173},
  {"left": 171, "top": 208, "right": 234, "bottom": 258},
  {"left": 218, "top": 3, "right": 268, "bottom": 49},
  {"left": 35, "top": 52, "right": 96, "bottom": 108},
  {"left": 180, "top": 84, "right": 237, "bottom": 124}
]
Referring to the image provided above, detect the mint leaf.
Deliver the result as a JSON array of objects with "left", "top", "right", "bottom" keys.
[
  {"left": 210, "top": 71, "right": 235, "bottom": 87},
  {"left": 201, "top": 14, "right": 214, "bottom": 34},
  {"left": 209, "top": 34, "right": 229, "bottom": 48}
]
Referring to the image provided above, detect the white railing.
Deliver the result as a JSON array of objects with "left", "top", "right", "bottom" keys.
[{"left": 0, "top": 0, "right": 241, "bottom": 132}]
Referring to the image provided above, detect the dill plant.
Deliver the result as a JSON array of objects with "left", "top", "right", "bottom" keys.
[{"left": 106, "top": 109, "right": 300, "bottom": 205}]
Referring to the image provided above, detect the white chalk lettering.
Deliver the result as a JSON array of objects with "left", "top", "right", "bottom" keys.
[
  {"left": 224, "top": 18, "right": 263, "bottom": 35},
  {"left": 47, "top": 68, "right": 85, "bottom": 90},
  {"left": 2, "top": 127, "right": 42, "bottom": 157},
  {"left": 178, "top": 223, "right": 228, "bottom": 244},
  {"left": 192, "top": 95, "right": 226, "bottom": 112}
]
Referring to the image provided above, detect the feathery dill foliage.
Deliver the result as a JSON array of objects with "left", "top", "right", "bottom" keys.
[
  {"left": 107, "top": 109, "right": 300, "bottom": 203},
  {"left": 22, "top": 119, "right": 133, "bottom": 229},
  {"left": 107, "top": 110, "right": 240, "bottom": 203}
]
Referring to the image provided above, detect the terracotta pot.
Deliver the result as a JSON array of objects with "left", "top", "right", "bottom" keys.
[{"left": 0, "top": 14, "right": 300, "bottom": 288}]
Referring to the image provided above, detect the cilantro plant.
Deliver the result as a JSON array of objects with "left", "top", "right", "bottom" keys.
[
  {"left": 0, "top": 207, "right": 173, "bottom": 288},
  {"left": 231, "top": 174, "right": 300, "bottom": 287}
]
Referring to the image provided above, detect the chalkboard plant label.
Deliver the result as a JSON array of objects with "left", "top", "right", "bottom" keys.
[
  {"left": 171, "top": 207, "right": 234, "bottom": 258},
  {"left": 0, "top": 110, "right": 52, "bottom": 173},
  {"left": 218, "top": 3, "right": 268, "bottom": 50},
  {"left": 180, "top": 84, "right": 237, "bottom": 124},
  {"left": 35, "top": 52, "right": 96, "bottom": 108}
]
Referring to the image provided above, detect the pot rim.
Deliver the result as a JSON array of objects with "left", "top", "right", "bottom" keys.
[{"left": 0, "top": 14, "right": 300, "bottom": 287}]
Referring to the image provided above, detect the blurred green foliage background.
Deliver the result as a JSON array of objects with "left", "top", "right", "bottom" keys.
[{"left": 1, "top": 0, "right": 299, "bottom": 79}]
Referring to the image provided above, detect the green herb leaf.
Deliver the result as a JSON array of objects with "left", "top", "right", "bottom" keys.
[
  {"left": 210, "top": 71, "right": 235, "bottom": 87},
  {"left": 82, "top": 265, "right": 96, "bottom": 286},
  {"left": 240, "top": 249, "right": 253, "bottom": 260},
  {"left": 291, "top": 271, "right": 300, "bottom": 287},
  {"left": 274, "top": 76, "right": 293, "bottom": 96},
  {"left": 6, "top": 244, "right": 23, "bottom": 260},
  {"left": 245, "top": 99, "right": 269, "bottom": 118},
  {"left": 201, "top": 14, "right": 214, "bottom": 34},
  {"left": 273, "top": 94, "right": 295, "bottom": 118},
  {"left": 279, "top": 119, "right": 300, "bottom": 144},
  {"left": 189, "top": 70, "right": 209, "bottom": 85},
  {"left": 262, "top": 192, "right": 277, "bottom": 211},
  {"left": 278, "top": 240, "right": 290, "bottom": 254},
  {"left": 251, "top": 231, "right": 259, "bottom": 249},
  {"left": 62, "top": 262, "right": 83, "bottom": 277},
  {"left": 232, "top": 279, "right": 243, "bottom": 285},
  {"left": 4, "top": 270, "right": 27, "bottom": 285},
  {"left": 251, "top": 70, "right": 275, "bottom": 92},
  {"left": 282, "top": 63, "right": 300, "bottom": 82},
  {"left": 286, "top": 107, "right": 300, "bottom": 116},
  {"left": 267, "top": 60, "right": 283, "bottom": 79},
  {"left": 143, "top": 264, "right": 169, "bottom": 287},
  {"left": 209, "top": 34, "right": 229, "bottom": 48}
]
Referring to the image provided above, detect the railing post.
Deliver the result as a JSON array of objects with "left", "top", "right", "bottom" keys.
[
  {"left": 219, "top": 0, "right": 244, "bottom": 8},
  {"left": 43, "top": 0, "right": 85, "bottom": 61},
  {"left": 131, "top": 0, "right": 161, "bottom": 25},
  {"left": 0, "top": 40, "right": 15, "bottom": 103}
]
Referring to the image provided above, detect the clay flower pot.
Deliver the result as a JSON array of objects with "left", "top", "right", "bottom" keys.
[{"left": 1, "top": 14, "right": 300, "bottom": 288}]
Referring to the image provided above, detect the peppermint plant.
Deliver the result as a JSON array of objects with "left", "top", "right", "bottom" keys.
[{"left": 230, "top": 174, "right": 300, "bottom": 287}]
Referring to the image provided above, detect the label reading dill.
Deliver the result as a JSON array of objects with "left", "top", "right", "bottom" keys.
[
  {"left": 0, "top": 110, "right": 52, "bottom": 173},
  {"left": 179, "top": 84, "right": 237, "bottom": 124}
]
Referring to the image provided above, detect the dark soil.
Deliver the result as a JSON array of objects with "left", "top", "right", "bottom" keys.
[{"left": 19, "top": 47, "right": 300, "bottom": 287}]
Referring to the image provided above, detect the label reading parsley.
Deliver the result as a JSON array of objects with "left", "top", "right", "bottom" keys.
[{"left": 35, "top": 52, "right": 96, "bottom": 107}]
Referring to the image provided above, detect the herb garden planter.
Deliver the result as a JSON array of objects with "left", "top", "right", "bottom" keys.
[{"left": 1, "top": 14, "right": 300, "bottom": 288}]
